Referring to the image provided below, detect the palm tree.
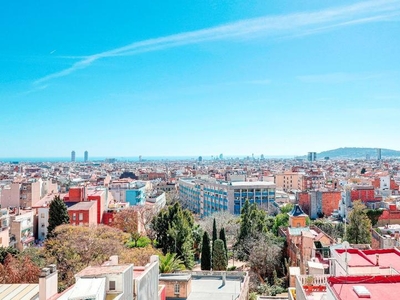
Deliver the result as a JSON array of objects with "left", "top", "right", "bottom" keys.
[{"left": 159, "top": 253, "right": 185, "bottom": 273}]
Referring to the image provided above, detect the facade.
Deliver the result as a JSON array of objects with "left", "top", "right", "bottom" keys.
[
  {"left": 377, "top": 148, "right": 382, "bottom": 160},
  {"left": 68, "top": 201, "right": 98, "bottom": 226},
  {"left": 350, "top": 185, "right": 376, "bottom": 202},
  {"left": 109, "top": 180, "right": 146, "bottom": 206},
  {"left": 179, "top": 177, "right": 276, "bottom": 217},
  {"left": 87, "top": 187, "right": 109, "bottom": 224},
  {"left": 10, "top": 210, "right": 34, "bottom": 251},
  {"left": 56, "top": 255, "right": 160, "bottom": 300},
  {"left": 0, "top": 208, "right": 9, "bottom": 247},
  {"left": 84, "top": 150, "right": 88, "bottom": 162},
  {"left": 0, "top": 182, "right": 20, "bottom": 208},
  {"left": 298, "top": 191, "right": 341, "bottom": 219},
  {"left": 159, "top": 271, "right": 249, "bottom": 300},
  {"left": 20, "top": 179, "right": 41, "bottom": 208},
  {"left": 38, "top": 206, "right": 50, "bottom": 240},
  {"left": 307, "top": 152, "right": 317, "bottom": 162},
  {"left": 71, "top": 151, "right": 76, "bottom": 162},
  {"left": 275, "top": 171, "right": 304, "bottom": 191}
]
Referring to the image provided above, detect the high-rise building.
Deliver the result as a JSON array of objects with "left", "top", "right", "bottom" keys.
[
  {"left": 377, "top": 148, "right": 382, "bottom": 160},
  {"left": 307, "top": 152, "right": 317, "bottom": 161},
  {"left": 71, "top": 151, "right": 76, "bottom": 162},
  {"left": 84, "top": 151, "right": 88, "bottom": 162},
  {"left": 179, "top": 178, "right": 276, "bottom": 217}
]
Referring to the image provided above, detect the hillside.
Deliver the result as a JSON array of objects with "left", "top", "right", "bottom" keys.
[{"left": 316, "top": 147, "right": 400, "bottom": 159}]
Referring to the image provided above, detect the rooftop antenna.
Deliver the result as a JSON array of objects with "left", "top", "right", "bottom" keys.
[{"left": 341, "top": 241, "right": 351, "bottom": 275}]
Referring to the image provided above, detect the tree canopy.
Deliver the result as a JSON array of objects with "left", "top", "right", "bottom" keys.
[
  {"left": 151, "top": 202, "right": 197, "bottom": 269},
  {"left": 212, "top": 239, "right": 227, "bottom": 271},
  {"left": 47, "top": 195, "right": 70, "bottom": 238},
  {"left": 346, "top": 200, "right": 372, "bottom": 244},
  {"left": 201, "top": 231, "right": 211, "bottom": 270}
]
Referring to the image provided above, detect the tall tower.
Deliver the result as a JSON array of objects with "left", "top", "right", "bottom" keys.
[
  {"left": 84, "top": 151, "right": 88, "bottom": 162},
  {"left": 307, "top": 152, "right": 316, "bottom": 161},
  {"left": 71, "top": 151, "right": 76, "bottom": 162},
  {"left": 377, "top": 148, "right": 382, "bottom": 160}
]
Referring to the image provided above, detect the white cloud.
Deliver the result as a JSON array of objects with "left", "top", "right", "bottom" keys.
[{"left": 34, "top": 0, "right": 400, "bottom": 85}]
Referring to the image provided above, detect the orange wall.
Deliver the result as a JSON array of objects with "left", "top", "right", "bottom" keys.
[{"left": 321, "top": 192, "right": 341, "bottom": 216}]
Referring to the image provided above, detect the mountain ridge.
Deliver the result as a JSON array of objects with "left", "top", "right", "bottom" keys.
[{"left": 313, "top": 147, "right": 400, "bottom": 159}]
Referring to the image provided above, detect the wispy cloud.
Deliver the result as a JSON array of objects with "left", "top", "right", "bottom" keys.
[
  {"left": 297, "top": 72, "right": 385, "bottom": 83},
  {"left": 18, "top": 84, "right": 48, "bottom": 96},
  {"left": 34, "top": 0, "right": 400, "bottom": 85}
]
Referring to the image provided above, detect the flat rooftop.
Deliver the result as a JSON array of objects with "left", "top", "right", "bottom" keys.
[
  {"left": 336, "top": 249, "right": 374, "bottom": 267},
  {"left": 188, "top": 277, "right": 241, "bottom": 300},
  {"left": 75, "top": 264, "right": 132, "bottom": 277},
  {"left": 363, "top": 249, "right": 400, "bottom": 272},
  {"left": 329, "top": 275, "right": 400, "bottom": 300},
  {"left": 68, "top": 201, "right": 96, "bottom": 211}
]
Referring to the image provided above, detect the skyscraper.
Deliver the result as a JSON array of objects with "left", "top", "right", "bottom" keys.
[
  {"left": 377, "top": 148, "right": 382, "bottom": 160},
  {"left": 307, "top": 152, "right": 317, "bottom": 161},
  {"left": 71, "top": 151, "right": 76, "bottom": 162},
  {"left": 84, "top": 151, "right": 88, "bottom": 162}
]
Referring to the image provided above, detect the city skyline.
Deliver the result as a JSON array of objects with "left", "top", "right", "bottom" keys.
[{"left": 1, "top": 0, "right": 400, "bottom": 157}]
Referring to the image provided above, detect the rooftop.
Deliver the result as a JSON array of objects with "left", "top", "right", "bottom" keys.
[
  {"left": 0, "top": 284, "right": 39, "bottom": 300},
  {"left": 188, "top": 277, "right": 242, "bottom": 300},
  {"left": 329, "top": 275, "right": 400, "bottom": 300},
  {"left": 68, "top": 201, "right": 96, "bottom": 211},
  {"left": 289, "top": 204, "right": 308, "bottom": 217},
  {"left": 75, "top": 264, "right": 132, "bottom": 277},
  {"left": 288, "top": 227, "right": 311, "bottom": 236}
]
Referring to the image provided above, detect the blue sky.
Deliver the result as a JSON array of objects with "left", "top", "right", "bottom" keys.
[{"left": 1, "top": 0, "right": 400, "bottom": 158}]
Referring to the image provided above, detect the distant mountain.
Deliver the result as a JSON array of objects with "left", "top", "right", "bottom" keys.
[{"left": 314, "top": 147, "right": 400, "bottom": 159}]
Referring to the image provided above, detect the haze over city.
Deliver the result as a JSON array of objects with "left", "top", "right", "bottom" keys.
[{"left": 1, "top": 0, "right": 399, "bottom": 158}]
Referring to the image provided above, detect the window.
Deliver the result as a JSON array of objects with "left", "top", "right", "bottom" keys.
[
  {"left": 41, "top": 213, "right": 45, "bottom": 218},
  {"left": 109, "top": 280, "right": 116, "bottom": 291},
  {"left": 72, "top": 213, "right": 76, "bottom": 221},
  {"left": 174, "top": 283, "right": 180, "bottom": 294},
  {"left": 79, "top": 213, "right": 83, "bottom": 221}
]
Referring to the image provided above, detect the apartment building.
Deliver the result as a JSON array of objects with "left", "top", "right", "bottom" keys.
[
  {"left": 179, "top": 177, "right": 276, "bottom": 217},
  {"left": 109, "top": 179, "right": 146, "bottom": 206},
  {"left": 10, "top": 210, "right": 34, "bottom": 251},
  {"left": 275, "top": 171, "right": 304, "bottom": 191}
]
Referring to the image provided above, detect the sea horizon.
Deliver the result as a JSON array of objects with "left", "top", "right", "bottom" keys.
[{"left": 0, "top": 155, "right": 295, "bottom": 163}]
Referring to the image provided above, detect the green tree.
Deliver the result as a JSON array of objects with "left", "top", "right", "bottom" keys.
[
  {"left": 219, "top": 227, "right": 228, "bottom": 260},
  {"left": 365, "top": 209, "right": 383, "bottom": 227},
  {"left": 159, "top": 253, "right": 185, "bottom": 273},
  {"left": 47, "top": 195, "right": 70, "bottom": 238},
  {"left": 152, "top": 202, "right": 196, "bottom": 269},
  {"left": 236, "top": 199, "right": 268, "bottom": 259},
  {"left": 0, "top": 247, "right": 19, "bottom": 264},
  {"left": 200, "top": 232, "right": 211, "bottom": 270},
  {"left": 212, "top": 218, "right": 218, "bottom": 244},
  {"left": 346, "top": 200, "right": 372, "bottom": 244},
  {"left": 212, "top": 239, "right": 227, "bottom": 271},
  {"left": 361, "top": 167, "right": 366, "bottom": 174}
]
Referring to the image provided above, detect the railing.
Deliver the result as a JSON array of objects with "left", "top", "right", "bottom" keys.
[{"left": 298, "top": 274, "right": 329, "bottom": 286}]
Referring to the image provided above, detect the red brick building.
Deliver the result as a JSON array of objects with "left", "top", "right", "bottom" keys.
[
  {"left": 350, "top": 185, "right": 375, "bottom": 202},
  {"left": 298, "top": 191, "right": 341, "bottom": 218},
  {"left": 68, "top": 201, "right": 97, "bottom": 226}
]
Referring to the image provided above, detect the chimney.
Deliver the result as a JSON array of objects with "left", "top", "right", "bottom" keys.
[
  {"left": 109, "top": 255, "right": 119, "bottom": 265},
  {"left": 39, "top": 265, "right": 58, "bottom": 300}
]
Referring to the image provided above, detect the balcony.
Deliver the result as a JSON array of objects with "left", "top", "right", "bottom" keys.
[{"left": 294, "top": 275, "right": 329, "bottom": 300}]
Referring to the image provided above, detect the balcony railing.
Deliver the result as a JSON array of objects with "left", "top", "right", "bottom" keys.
[{"left": 297, "top": 274, "right": 329, "bottom": 286}]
